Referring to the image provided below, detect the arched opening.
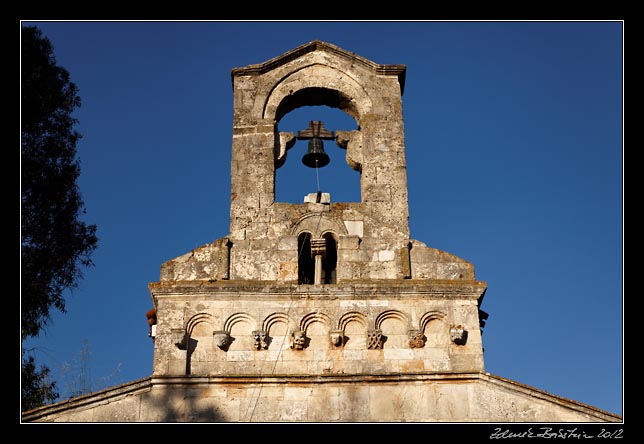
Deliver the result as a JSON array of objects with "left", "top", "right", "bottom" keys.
[
  {"left": 276, "top": 104, "right": 360, "bottom": 203},
  {"left": 298, "top": 232, "right": 314, "bottom": 284},
  {"left": 297, "top": 231, "right": 338, "bottom": 285},
  {"left": 322, "top": 232, "right": 337, "bottom": 284}
]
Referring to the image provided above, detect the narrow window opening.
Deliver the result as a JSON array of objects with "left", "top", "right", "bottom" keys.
[
  {"left": 298, "top": 232, "right": 314, "bottom": 284},
  {"left": 322, "top": 232, "right": 337, "bottom": 284}
]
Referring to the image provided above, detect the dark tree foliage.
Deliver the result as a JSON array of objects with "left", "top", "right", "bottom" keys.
[
  {"left": 21, "top": 355, "right": 58, "bottom": 411},
  {"left": 21, "top": 25, "right": 98, "bottom": 410}
]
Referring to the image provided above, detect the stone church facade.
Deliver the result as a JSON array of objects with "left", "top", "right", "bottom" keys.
[{"left": 22, "top": 41, "right": 621, "bottom": 423}]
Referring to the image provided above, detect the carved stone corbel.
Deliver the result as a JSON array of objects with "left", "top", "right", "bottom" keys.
[
  {"left": 213, "top": 331, "right": 231, "bottom": 350},
  {"left": 275, "top": 131, "right": 296, "bottom": 169},
  {"left": 450, "top": 324, "right": 468, "bottom": 345},
  {"left": 329, "top": 329, "right": 344, "bottom": 347},
  {"left": 367, "top": 329, "right": 383, "bottom": 350},
  {"left": 290, "top": 330, "right": 306, "bottom": 350},
  {"left": 173, "top": 329, "right": 189, "bottom": 350},
  {"left": 408, "top": 328, "right": 425, "bottom": 348},
  {"left": 252, "top": 330, "right": 269, "bottom": 350}
]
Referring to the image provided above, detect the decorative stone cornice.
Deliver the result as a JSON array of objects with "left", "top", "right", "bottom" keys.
[{"left": 149, "top": 279, "right": 487, "bottom": 305}]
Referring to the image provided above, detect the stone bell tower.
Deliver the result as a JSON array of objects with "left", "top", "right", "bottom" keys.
[
  {"left": 148, "top": 40, "right": 488, "bottom": 421},
  {"left": 24, "top": 40, "right": 621, "bottom": 423}
]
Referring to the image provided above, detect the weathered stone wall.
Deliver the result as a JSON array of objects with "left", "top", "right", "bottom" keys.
[
  {"left": 148, "top": 280, "right": 486, "bottom": 378},
  {"left": 225, "top": 41, "right": 411, "bottom": 282},
  {"left": 159, "top": 236, "right": 475, "bottom": 282},
  {"left": 22, "top": 373, "right": 622, "bottom": 423},
  {"left": 151, "top": 41, "right": 485, "bottom": 399}
]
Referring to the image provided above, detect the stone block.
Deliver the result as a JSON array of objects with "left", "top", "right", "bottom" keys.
[
  {"left": 343, "top": 220, "right": 363, "bottom": 237},
  {"left": 384, "top": 348, "right": 414, "bottom": 360},
  {"left": 304, "top": 192, "right": 331, "bottom": 203}
]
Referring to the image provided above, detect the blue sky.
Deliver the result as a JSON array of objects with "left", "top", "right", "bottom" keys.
[{"left": 21, "top": 21, "right": 623, "bottom": 417}]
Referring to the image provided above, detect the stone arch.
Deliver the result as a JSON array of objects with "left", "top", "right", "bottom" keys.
[
  {"left": 263, "top": 64, "right": 372, "bottom": 124},
  {"left": 224, "top": 312, "right": 257, "bottom": 351},
  {"left": 290, "top": 212, "right": 348, "bottom": 238},
  {"left": 375, "top": 309, "right": 410, "bottom": 349},
  {"left": 339, "top": 311, "right": 368, "bottom": 350},
  {"left": 184, "top": 313, "right": 216, "bottom": 374},
  {"left": 420, "top": 311, "right": 449, "bottom": 348},
  {"left": 223, "top": 312, "right": 257, "bottom": 332},
  {"left": 263, "top": 312, "right": 291, "bottom": 334},
  {"left": 295, "top": 229, "right": 341, "bottom": 285},
  {"left": 262, "top": 312, "right": 290, "bottom": 351},
  {"left": 186, "top": 313, "right": 216, "bottom": 337},
  {"left": 338, "top": 311, "right": 368, "bottom": 330},
  {"left": 374, "top": 310, "right": 410, "bottom": 330},
  {"left": 419, "top": 311, "right": 446, "bottom": 331},
  {"left": 300, "top": 311, "right": 332, "bottom": 350},
  {"left": 293, "top": 215, "right": 345, "bottom": 285},
  {"left": 265, "top": 66, "right": 369, "bottom": 196},
  {"left": 300, "top": 311, "right": 332, "bottom": 332}
]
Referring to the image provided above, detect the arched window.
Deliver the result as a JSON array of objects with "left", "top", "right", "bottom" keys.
[
  {"left": 298, "top": 231, "right": 338, "bottom": 285},
  {"left": 298, "top": 232, "right": 314, "bottom": 284},
  {"left": 322, "top": 232, "right": 337, "bottom": 284}
]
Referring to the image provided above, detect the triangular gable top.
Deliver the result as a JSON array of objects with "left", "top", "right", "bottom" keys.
[{"left": 230, "top": 40, "right": 407, "bottom": 93}]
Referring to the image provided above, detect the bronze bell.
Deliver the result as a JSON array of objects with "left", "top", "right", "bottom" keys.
[{"left": 302, "top": 137, "right": 330, "bottom": 168}]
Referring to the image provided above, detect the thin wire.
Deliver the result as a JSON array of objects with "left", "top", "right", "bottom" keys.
[
  {"left": 248, "top": 149, "right": 327, "bottom": 421},
  {"left": 315, "top": 159, "right": 320, "bottom": 192},
  {"left": 247, "top": 202, "right": 325, "bottom": 421},
  {"left": 246, "top": 296, "right": 295, "bottom": 421}
]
